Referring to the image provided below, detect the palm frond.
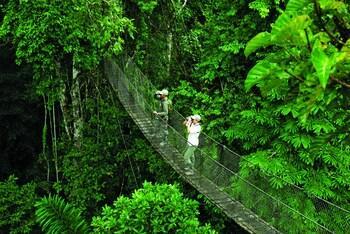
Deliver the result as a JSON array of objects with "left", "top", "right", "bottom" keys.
[{"left": 35, "top": 195, "right": 89, "bottom": 234}]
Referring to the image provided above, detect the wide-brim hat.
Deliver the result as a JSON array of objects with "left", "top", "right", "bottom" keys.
[
  {"left": 192, "top": 114, "right": 201, "bottom": 121},
  {"left": 160, "top": 89, "right": 169, "bottom": 96}
]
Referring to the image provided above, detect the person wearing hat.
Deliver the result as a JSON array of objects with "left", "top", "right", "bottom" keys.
[
  {"left": 183, "top": 114, "right": 201, "bottom": 175},
  {"left": 153, "top": 89, "right": 170, "bottom": 146}
]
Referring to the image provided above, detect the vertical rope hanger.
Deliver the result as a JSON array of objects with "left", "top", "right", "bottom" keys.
[
  {"left": 109, "top": 88, "right": 139, "bottom": 188},
  {"left": 117, "top": 119, "right": 139, "bottom": 188}
]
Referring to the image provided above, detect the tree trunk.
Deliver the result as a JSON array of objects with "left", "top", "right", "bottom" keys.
[
  {"left": 59, "top": 59, "right": 73, "bottom": 141},
  {"left": 42, "top": 95, "right": 50, "bottom": 182},
  {"left": 71, "top": 64, "right": 83, "bottom": 146},
  {"left": 60, "top": 86, "right": 73, "bottom": 140},
  {"left": 167, "top": 30, "right": 173, "bottom": 80},
  {"left": 60, "top": 54, "right": 83, "bottom": 146}
]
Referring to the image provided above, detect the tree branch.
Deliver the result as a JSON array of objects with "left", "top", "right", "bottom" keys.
[
  {"left": 304, "top": 29, "right": 312, "bottom": 52},
  {"left": 333, "top": 16, "right": 350, "bottom": 43},
  {"left": 181, "top": 0, "right": 188, "bottom": 9},
  {"left": 176, "top": 0, "right": 188, "bottom": 13},
  {"left": 284, "top": 70, "right": 304, "bottom": 82},
  {"left": 331, "top": 77, "right": 350, "bottom": 89},
  {"left": 312, "top": 0, "right": 344, "bottom": 48}
]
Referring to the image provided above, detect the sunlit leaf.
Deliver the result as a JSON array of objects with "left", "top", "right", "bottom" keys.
[
  {"left": 318, "top": 0, "right": 346, "bottom": 10},
  {"left": 245, "top": 61, "right": 276, "bottom": 91},
  {"left": 311, "top": 40, "right": 336, "bottom": 89},
  {"left": 244, "top": 32, "right": 271, "bottom": 57},
  {"left": 271, "top": 14, "right": 311, "bottom": 45},
  {"left": 285, "top": 0, "right": 311, "bottom": 13}
]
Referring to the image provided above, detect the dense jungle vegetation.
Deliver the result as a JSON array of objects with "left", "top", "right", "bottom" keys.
[{"left": 0, "top": 0, "right": 349, "bottom": 233}]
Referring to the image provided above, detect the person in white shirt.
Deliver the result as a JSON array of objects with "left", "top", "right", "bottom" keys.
[{"left": 183, "top": 114, "right": 201, "bottom": 175}]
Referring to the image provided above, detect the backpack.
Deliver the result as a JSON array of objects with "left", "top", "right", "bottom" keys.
[{"left": 167, "top": 99, "right": 173, "bottom": 112}]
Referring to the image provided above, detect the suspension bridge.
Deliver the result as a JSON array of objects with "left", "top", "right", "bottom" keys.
[{"left": 104, "top": 57, "right": 349, "bottom": 234}]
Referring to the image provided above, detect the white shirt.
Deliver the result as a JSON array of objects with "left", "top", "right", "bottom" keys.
[{"left": 187, "top": 123, "right": 201, "bottom": 146}]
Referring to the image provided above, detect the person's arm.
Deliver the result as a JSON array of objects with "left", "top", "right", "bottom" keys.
[
  {"left": 183, "top": 116, "right": 191, "bottom": 126},
  {"left": 186, "top": 124, "right": 192, "bottom": 133}
]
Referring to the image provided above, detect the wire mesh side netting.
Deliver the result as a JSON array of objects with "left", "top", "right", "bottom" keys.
[{"left": 104, "top": 57, "right": 350, "bottom": 234}]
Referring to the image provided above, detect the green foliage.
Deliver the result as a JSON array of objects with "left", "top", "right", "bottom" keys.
[
  {"left": 59, "top": 82, "right": 175, "bottom": 214},
  {"left": 235, "top": 0, "right": 350, "bottom": 231},
  {"left": 0, "top": 0, "right": 134, "bottom": 109},
  {"left": 125, "top": 0, "right": 185, "bottom": 86},
  {"left": 244, "top": 32, "right": 271, "bottom": 57},
  {"left": 171, "top": 0, "right": 280, "bottom": 142},
  {"left": 244, "top": 61, "right": 289, "bottom": 91},
  {"left": 311, "top": 40, "right": 337, "bottom": 89},
  {"left": 60, "top": 96, "right": 125, "bottom": 212},
  {"left": 285, "top": 0, "right": 310, "bottom": 13},
  {"left": 0, "top": 176, "right": 37, "bottom": 233},
  {"left": 318, "top": 0, "right": 346, "bottom": 10},
  {"left": 0, "top": 0, "right": 133, "bottom": 70},
  {"left": 133, "top": 0, "right": 158, "bottom": 14},
  {"left": 126, "top": 138, "right": 179, "bottom": 184},
  {"left": 249, "top": 0, "right": 283, "bottom": 18},
  {"left": 230, "top": 175, "right": 326, "bottom": 233},
  {"left": 1, "top": 0, "right": 349, "bottom": 232},
  {"left": 91, "top": 182, "right": 217, "bottom": 233},
  {"left": 244, "top": 14, "right": 312, "bottom": 57},
  {"left": 35, "top": 195, "right": 89, "bottom": 234}
]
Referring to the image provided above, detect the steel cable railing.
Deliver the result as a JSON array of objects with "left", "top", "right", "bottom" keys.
[{"left": 104, "top": 57, "right": 349, "bottom": 234}]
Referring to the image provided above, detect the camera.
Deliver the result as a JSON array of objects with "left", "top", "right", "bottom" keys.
[
  {"left": 154, "top": 91, "right": 162, "bottom": 100},
  {"left": 184, "top": 116, "right": 192, "bottom": 126}
]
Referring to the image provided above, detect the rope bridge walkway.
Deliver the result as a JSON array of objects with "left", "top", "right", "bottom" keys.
[{"left": 104, "top": 57, "right": 349, "bottom": 234}]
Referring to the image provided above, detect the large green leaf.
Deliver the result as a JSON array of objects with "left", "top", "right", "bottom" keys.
[
  {"left": 245, "top": 61, "right": 278, "bottom": 91},
  {"left": 285, "top": 0, "right": 311, "bottom": 13},
  {"left": 311, "top": 41, "right": 336, "bottom": 89},
  {"left": 338, "top": 39, "right": 350, "bottom": 62},
  {"left": 318, "top": 0, "right": 346, "bottom": 10},
  {"left": 270, "top": 13, "right": 311, "bottom": 46},
  {"left": 271, "top": 12, "right": 292, "bottom": 35},
  {"left": 244, "top": 32, "right": 271, "bottom": 57}
]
